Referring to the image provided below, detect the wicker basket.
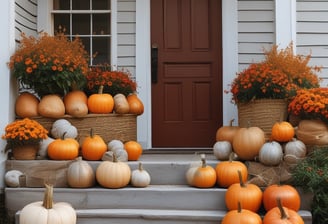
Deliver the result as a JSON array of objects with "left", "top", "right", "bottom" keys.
[{"left": 238, "top": 99, "right": 288, "bottom": 139}]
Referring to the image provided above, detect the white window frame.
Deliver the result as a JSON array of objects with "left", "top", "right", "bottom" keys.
[{"left": 37, "top": 0, "right": 117, "bottom": 66}]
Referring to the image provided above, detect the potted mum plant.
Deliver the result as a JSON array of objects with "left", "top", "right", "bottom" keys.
[
  {"left": 8, "top": 32, "right": 89, "bottom": 98},
  {"left": 2, "top": 118, "right": 48, "bottom": 160},
  {"left": 84, "top": 64, "right": 137, "bottom": 97},
  {"left": 229, "top": 43, "right": 321, "bottom": 137}
]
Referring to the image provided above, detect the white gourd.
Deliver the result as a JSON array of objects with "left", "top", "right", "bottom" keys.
[
  {"left": 131, "top": 163, "right": 151, "bottom": 187},
  {"left": 38, "top": 137, "right": 55, "bottom": 159},
  {"left": 259, "top": 141, "right": 283, "bottom": 166},
  {"left": 51, "top": 119, "right": 78, "bottom": 139},
  {"left": 213, "top": 141, "right": 232, "bottom": 160},
  {"left": 283, "top": 138, "right": 307, "bottom": 164},
  {"left": 107, "top": 139, "right": 124, "bottom": 152},
  {"left": 5, "top": 170, "right": 23, "bottom": 187}
]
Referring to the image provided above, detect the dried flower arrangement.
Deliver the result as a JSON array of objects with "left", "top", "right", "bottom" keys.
[
  {"left": 8, "top": 32, "right": 89, "bottom": 97},
  {"left": 85, "top": 64, "right": 137, "bottom": 96},
  {"left": 2, "top": 118, "right": 48, "bottom": 150},
  {"left": 229, "top": 43, "right": 321, "bottom": 104}
]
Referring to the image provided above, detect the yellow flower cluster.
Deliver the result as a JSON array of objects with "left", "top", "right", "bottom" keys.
[{"left": 2, "top": 118, "right": 48, "bottom": 149}]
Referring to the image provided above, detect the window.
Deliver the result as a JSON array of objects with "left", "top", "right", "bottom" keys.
[{"left": 52, "top": 0, "right": 111, "bottom": 65}]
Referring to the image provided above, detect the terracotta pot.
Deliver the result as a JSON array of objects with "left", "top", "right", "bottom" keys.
[{"left": 12, "top": 145, "right": 39, "bottom": 160}]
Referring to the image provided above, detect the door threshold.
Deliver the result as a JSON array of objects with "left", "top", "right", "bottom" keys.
[{"left": 143, "top": 148, "right": 212, "bottom": 154}]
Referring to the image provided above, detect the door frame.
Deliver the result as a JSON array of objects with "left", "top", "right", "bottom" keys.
[{"left": 135, "top": 0, "right": 238, "bottom": 149}]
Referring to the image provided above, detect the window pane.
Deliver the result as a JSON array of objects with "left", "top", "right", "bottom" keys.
[
  {"left": 93, "top": 0, "right": 110, "bottom": 10},
  {"left": 53, "top": 0, "right": 69, "bottom": 10},
  {"left": 80, "top": 37, "right": 91, "bottom": 56},
  {"left": 54, "top": 14, "right": 70, "bottom": 34},
  {"left": 93, "top": 14, "right": 110, "bottom": 35},
  {"left": 72, "top": 0, "right": 90, "bottom": 10},
  {"left": 93, "top": 37, "right": 110, "bottom": 64},
  {"left": 72, "top": 14, "right": 90, "bottom": 35}
]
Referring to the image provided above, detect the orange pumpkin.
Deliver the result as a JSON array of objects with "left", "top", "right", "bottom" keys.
[
  {"left": 263, "top": 198, "right": 304, "bottom": 224},
  {"left": 189, "top": 154, "right": 217, "bottom": 188},
  {"left": 271, "top": 121, "right": 295, "bottom": 142},
  {"left": 263, "top": 184, "right": 301, "bottom": 212},
  {"left": 215, "top": 119, "right": 240, "bottom": 143},
  {"left": 225, "top": 171, "right": 263, "bottom": 212},
  {"left": 15, "top": 92, "right": 40, "bottom": 118},
  {"left": 222, "top": 202, "right": 262, "bottom": 224},
  {"left": 63, "top": 90, "right": 88, "bottom": 117},
  {"left": 87, "top": 85, "right": 114, "bottom": 113},
  {"left": 232, "top": 126, "right": 265, "bottom": 161},
  {"left": 38, "top": 94, "right": 65, "bottom": 118},
  {"left": 81, "top": 129, "right": 107, "bottom": 161},
  {"left": 124, "top": 140, "right": 143, "bottom": 161},
  {"left": 215, "top": 157, "right": 248, "bottom": 188},
  {"left": 127, "top": 94, "right": 144, "bottom": 115},
  {"left": 47, "top": 135, "right": 79, "bottom": 160}
]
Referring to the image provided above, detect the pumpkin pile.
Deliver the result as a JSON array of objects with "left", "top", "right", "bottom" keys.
[{"left": 15, "top": 90, "right": 144, "bottom": 119}]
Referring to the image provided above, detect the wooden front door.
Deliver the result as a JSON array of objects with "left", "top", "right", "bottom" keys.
[{"left": 151, "top": 0, "right": 222, "bottom": 148}]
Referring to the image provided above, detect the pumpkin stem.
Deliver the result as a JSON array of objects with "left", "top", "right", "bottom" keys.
[
  {"left": 237, "top": 170, "right": 246, "bottom": 188},
  {"left": 98, "top": 85, "right": 104, "bottom": 94},
  {"left": 228, "top": 152, "right": 235, "bottom": 163},
  {"left": 277, "top": 198, "right": 289, "bottom": 220},
  {"left": 237, "top": 201, "right": 242, "bottom": 213},
  {"left": 61, "top": 132, "right": 67, "bottom": 140},
  {"left": 229, "top": 119, "right": 235, "bottom": 127},
  {"left": 138, "top": 162, "right": 143, "bottom": 171},
  {"left": 200, "top": 154, "right": 207, "bottom": 168},
  {"left": 42, "top": 183, "right": 54, "bottom": 209},
  {"left": 90, "top": 128, "right": 94, "bottom": 138}
]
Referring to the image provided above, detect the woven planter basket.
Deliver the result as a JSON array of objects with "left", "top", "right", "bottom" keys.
[{"left": 238, "top": 99, "right": 288, "bottom": 139}]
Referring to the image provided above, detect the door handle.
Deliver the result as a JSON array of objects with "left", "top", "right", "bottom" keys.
[{"left": 151, "top": 43, "right": 158, "bottom": 84}]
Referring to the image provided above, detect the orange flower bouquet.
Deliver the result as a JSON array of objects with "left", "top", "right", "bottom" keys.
[
  {"left": 288, "top": 88, "right": 328, "bottom": 122},
  {"left": 8, "top": 32, "right": 89, "bottom": 97},
  {"left": 2, "top": 118, "right": 48, "bottom": 151},
  {"left": 229, "top": 43, "right": 321, "bottom": 104},
  {"left": 85, "top": 64, "right": 137, "bottom": 96}
]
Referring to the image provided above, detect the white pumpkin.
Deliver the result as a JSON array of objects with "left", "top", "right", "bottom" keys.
[
  {"left": 131, "top": 163, "right": 151, "bottom": 187},
  {"left": 38, "top": 137, "right": 55, "bottom": 159},
  {"left": 107, "top": 139, "right": 124, "bottom": 152},
  {"left": 51, "top": 119, "right": 78, "bottom": 139},
  {"left": 5, "top": 170, "right": 23, "bottom": 187},
  {"left": 283, "top": 138, "right": 307, "bottom": 164},
  {"left": 213, "top": 141, "right": 232, "bottom": 160},
  {"left": 102, "top": 150, "right": 128, "bottom": 162},
  {"left": 259, "top": 141, "right": 283, "bottom": 166}
]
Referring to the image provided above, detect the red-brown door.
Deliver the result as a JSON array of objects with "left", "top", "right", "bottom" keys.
[{"left": 151, "top": 0, "right": 222, "bottom": 148}]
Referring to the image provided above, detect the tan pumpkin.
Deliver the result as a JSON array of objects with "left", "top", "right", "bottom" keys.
[
  {"left": 232, "top": 126, "right": 266, "bottom": 161},
  {"left": 19, "top": 184, "right": 76, "bottom": 224},
  {"left": 215, "top": 119, "right": 240, "bottom": 143},
  {"left": 127, "top": 93, "right": 144, "bottom": 115},
  {"left": 113, "top": 93, "right": 130, "bottom": 114},
  {"left": 15, "top": 92, "right": 40, "bottom": 118},
  {"left": 283, "top": 138, "right": 307, "bottom": 164},
  {"left": 131, "top": 162, "right": 151, "bottom": 187},
  {"left": 63, "top": 90, "right": 88, "bottom": 117},
  {"left": 38, "top": 94, "right": 65, "bottom": 118},
  {"left": 296, "top": 119, "right": 328, "bottom": 145},
  {"left": 96, "top": 156, "right": 131, "bottom": 188},
  {"left": 67, "top": 157, "right": 95, "bottom": 188}
]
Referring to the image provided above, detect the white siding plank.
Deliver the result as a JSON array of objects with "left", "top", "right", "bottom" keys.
[
  {"left": 238, "top": 11, "right": 274, "bottom": 21},
  {"left": 239, "top": 1, "right": 274, "bottom": 10},
  {"left": 117, "top": 12, "right": 136, "bottom": 22},
  {"left": 238, "top": 22, "right": 275, "bottom": 32},
  {"left": 238, "top": 33, "right": 274, "bottom": 42}
]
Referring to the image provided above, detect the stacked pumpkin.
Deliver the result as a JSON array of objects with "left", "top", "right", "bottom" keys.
[{"left": 15, "top": 90, "right": 144, "bottom": 119}]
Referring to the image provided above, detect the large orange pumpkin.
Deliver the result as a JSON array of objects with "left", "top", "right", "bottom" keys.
[
  {"left": 225, "top": 171, "right": 263, "bottom": 212},
  {"left": 215, "top": 158, "right": 248, "bottom": 188},
  {"left": 124, "top": 140, "right": 143, "bottom": 161},
  {"left": 63, "top": 90, "right": 88, "bottom": 117},
  {"left": 47, "top": 136, "right": 79, "bottom": 160},
  {"left": 15, "top": 92, "right": 40, "bottom": 118},
  {"left": 81, "top": 129, "right": 107, "bottom": 161},
  {"left": 127, "top": 94, "right": 144, "bottom": 115},
  {"left": 271, "top": 121, "right": 295, "bottom": 142},
  {"left": 263, "top": 184, "right": 301, "bottom": 212},
  {"left": 215, "top": 119, "right": 240, "bottom": 143},
  {"left": 87, "top": 85, "right": 114, "bottom": 113},
  {"left": 222, "top": 202, "right": 262, "bottom": 224},
  {"left": 232, "top": 126, "right": 265, "bottom": 161}
]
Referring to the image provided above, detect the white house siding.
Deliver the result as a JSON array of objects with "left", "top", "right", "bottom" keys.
[
  {"left": 237, "top": 0, "right": 275, "bottom": 71},
  {"left": 296, "top": 0, "right": 328, "bottom": 86},
  {"left": 117, "top": 0, "right": 136, "bottom": 77},
  {"left": 14, "top": 0, "right": 38, "bottom": 42}
]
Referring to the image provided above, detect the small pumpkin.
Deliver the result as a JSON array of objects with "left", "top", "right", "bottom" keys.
[
  {"left": 215, "top": 156, "right": 248, "bottom": 188},
  {"left": 38, "top": 137, "right": 55, "bottom": 159},
  {"left": 108, "top": 139, "right": 125, "bottom": 152},
  {"left": 96, "top": 155, "right": 131, "bottom": 188},
  {"left": 37, "top": 94, "right": 66, "bottom": 118},
  {"left": 213, "top": 141, "right": 233, "bottom": 161},
  {"left": 113, "top": 93, "right": 130, "bottom": 114},
  {"left": 124, "top": 140, "right": 143, "bottom": 161},
  {"left": 271, "top": 121, "right": 295, "bottom": 142},
  {"left": 222, "top": 202, "right": 262, "bottom": 224},
  {"left": 283, "top": 138, "right": 307, "bottom": 164},
  {"left": 87, "top": 85, "right": 114, "bottom": 113},
  {"left": 15, "top": 92, "right": 40, "bottom": 118},
  {"left": 225, "top": 170, "right": 263, "bottom": 212},
  {"left": 127, "top": 93, "right": 144, "bottom": 115},
  {"left": 263, "top": 198, "right": 304, "bottom": 224},
  {"left": 19, "top": 184, "right": 76, "bottom": 224},
  {"left": 259, "top": 141, "right": 283, "bottom": 166},
  {"left": 232, "top": 126, "right": 266, "bottom": 161},
  {"left": 47, "top": 134, "right": 79, "bottom": 160},
  {"left": 5, "top": 170, "right": 23, "bottom": 187},
  {"left": 102, "top": 150, "right": 128, "bottom": 162},
  {"left": 186, "top": 154, "right": 217, "bottom": 188},
  {"left": 215, "top": 119, "right": 240, "bottom": 143},
  {"left": 81, "top": 129, "right": 107, "bottom": 161},
  {"left": 63, "top": 90, "right": 88, "bottom": 117},
  {"left": 263, "top": 184, "right": 301, "bottom": 212},
  {"left": 131, "top": 162, "right": 151, "bottom": 187},
  {"left": 67, "top": 157, "right": 95, "bottom": 188},
  {"left": 51, "top": 119, "right": 78, "bottom": 139}
]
